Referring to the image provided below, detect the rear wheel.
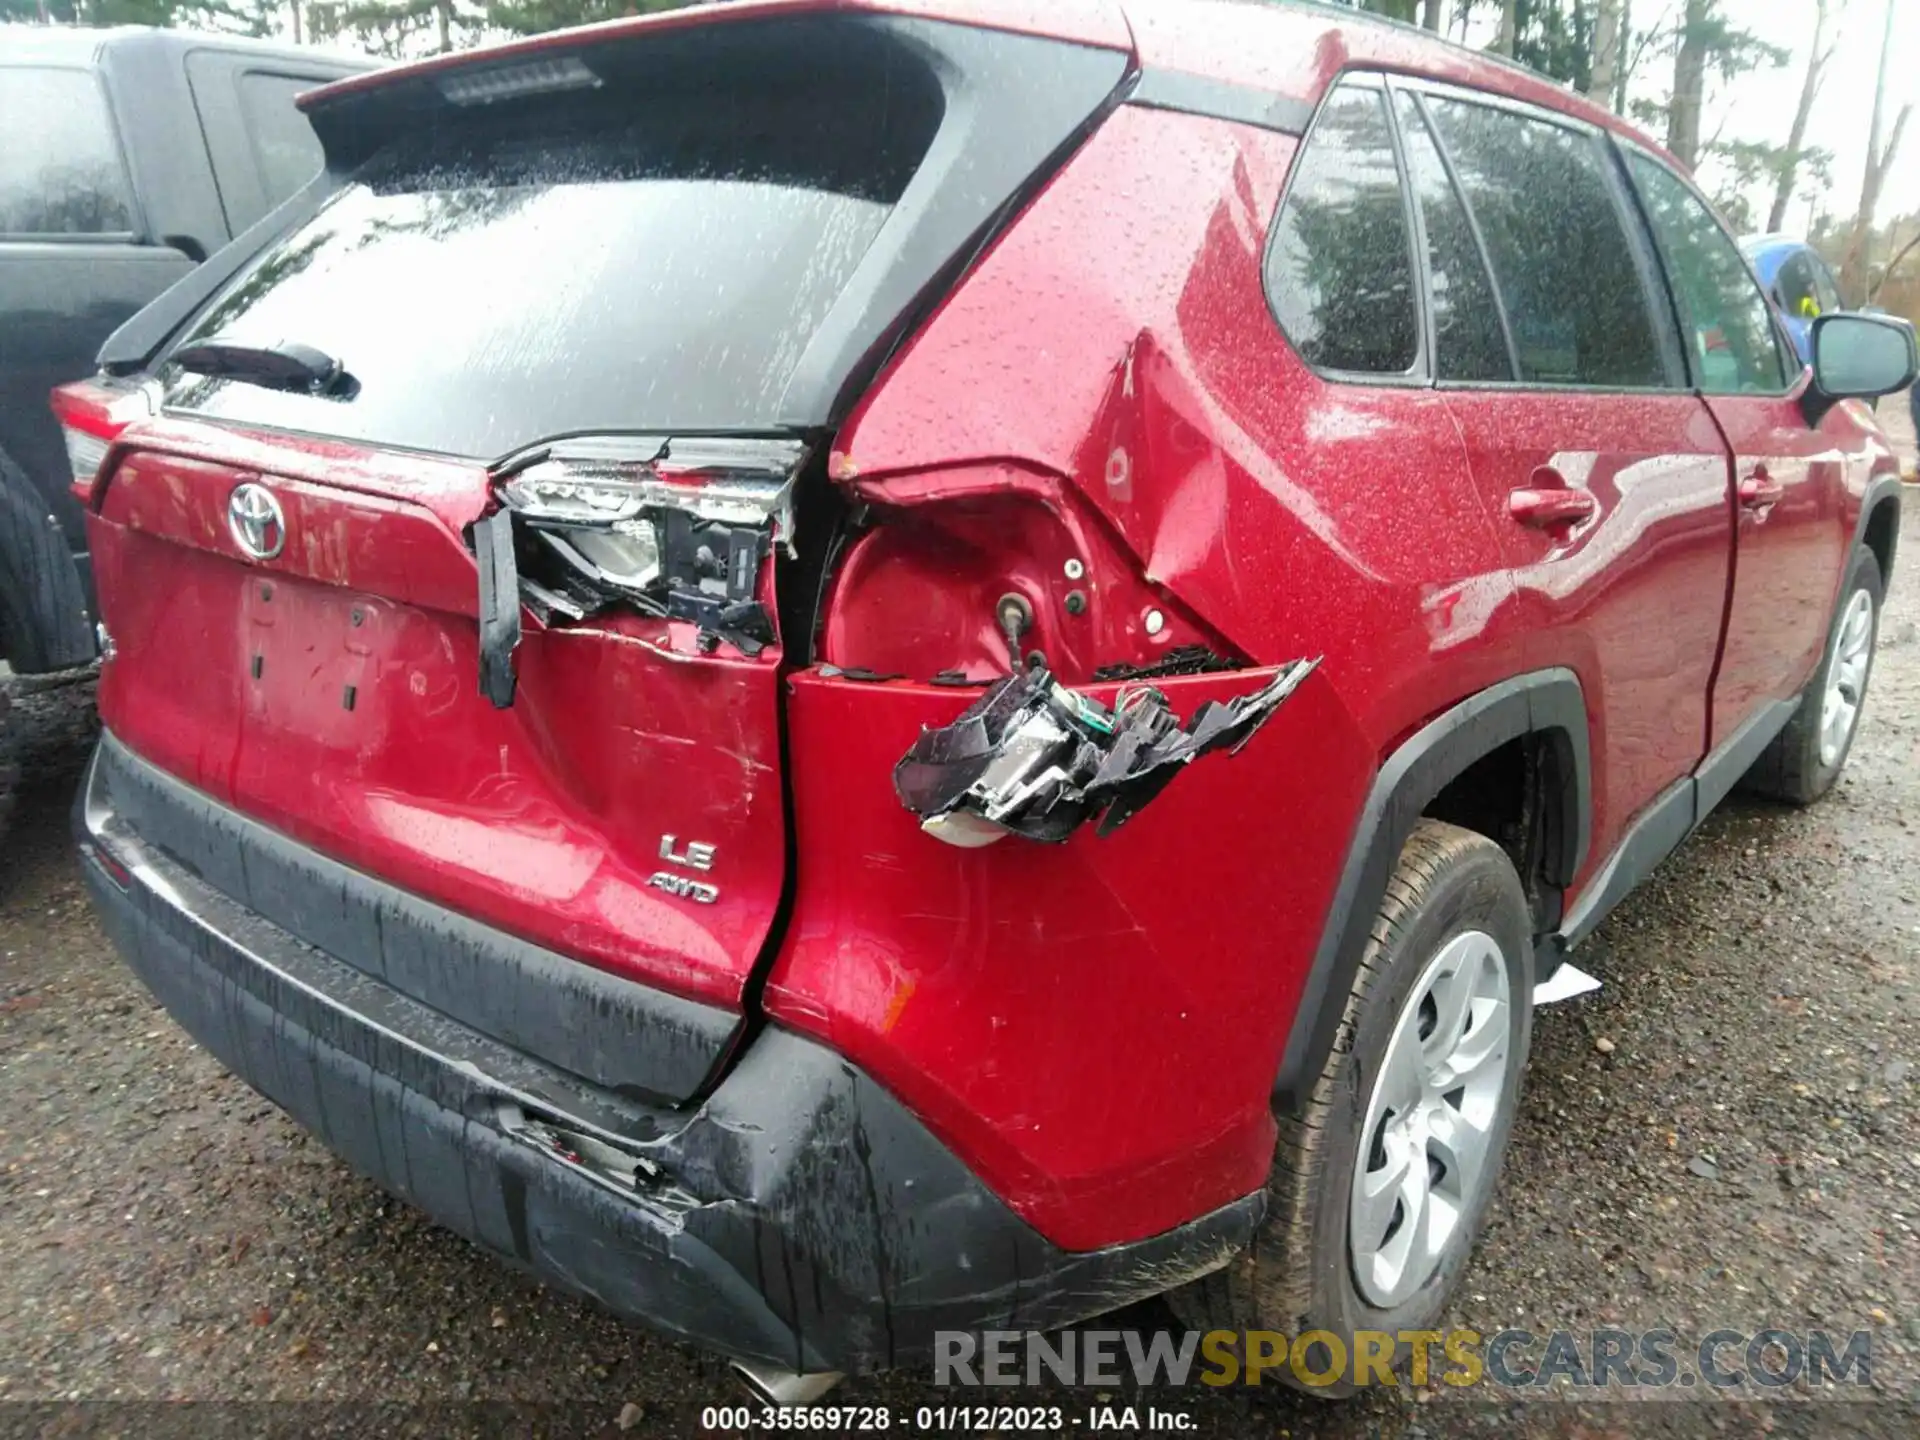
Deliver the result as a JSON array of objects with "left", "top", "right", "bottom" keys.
[
  {"left": 1172, "top": 820, "right": 1533, "bottom": 1395},
  {"left": 0, "top": 684, "right": 16, "bottom": 846},
  {"left": 1743, "top": 544, "right": 1883, "bottom": 805}
]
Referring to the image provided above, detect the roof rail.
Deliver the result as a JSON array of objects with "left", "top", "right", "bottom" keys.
[{"left": 1229, "top": 0, "right": 1576, "bottom": 94}]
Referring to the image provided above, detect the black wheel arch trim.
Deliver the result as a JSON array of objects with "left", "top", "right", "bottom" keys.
[
  {"left": 1272, "top": 669, "right": 1590, "bottom": 1113},
  {"left": 1855, "top": 473, "right": 1901, "bottom": 585}
]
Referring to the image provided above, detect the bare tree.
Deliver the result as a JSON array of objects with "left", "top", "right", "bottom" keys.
[
  {"left": 1875, "top": 228, "right": 1920, "bottom": 305},
  {"left": 1422, "top": 0, "right": 1443, "bottom": 31},
  {"left": 1587, "top": 0, "right": 1625, "bottom": 108},
  {"left": 1766, "top": 0, "right": 1840, "bottom": 234},
  {"left": 1841, "top": 0, "right": 1913, "bottom": 302},
  {"left": 1667, "top": 0, "right": 1710, "bottom": 169},
  {"left": 1494, "top": 0, "right": 1516, "bottom": 56}
]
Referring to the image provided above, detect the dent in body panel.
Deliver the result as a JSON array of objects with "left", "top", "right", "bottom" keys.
[
  {"left": 781, "top": 107, "right": 1528, "bottom": 1247},
  {"left": 838, "top": 103, "right": 1525, "bottom": 752},
  {"left": 88, "top": 429, "right": 791, "bottom": 1011}
]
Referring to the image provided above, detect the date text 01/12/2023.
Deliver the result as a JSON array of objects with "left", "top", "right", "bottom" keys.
[{"left": 698, "top": 1405, "right": 1196, "bottom": 1431}]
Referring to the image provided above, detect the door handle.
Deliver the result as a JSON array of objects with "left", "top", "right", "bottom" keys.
[
  {"left": 1739, "top": 468, "right": 1785, "bottom": 510},
  {"left": 1509, "top": 470, "right": 1597, "bottom": 532}
]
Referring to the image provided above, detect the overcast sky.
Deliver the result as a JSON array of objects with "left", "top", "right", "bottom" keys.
[{"left": 1645, "top": 0, "right": 1918, "bottom": 231}]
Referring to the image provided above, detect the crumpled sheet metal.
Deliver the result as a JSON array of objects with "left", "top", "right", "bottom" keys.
[{"left": 893, "top": 658, "right": 1321, "bottom": 846}]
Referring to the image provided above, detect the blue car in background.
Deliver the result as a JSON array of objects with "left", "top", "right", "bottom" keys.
[{"left": 1742, "top": 234, "right": 1845, "bottom": 365}]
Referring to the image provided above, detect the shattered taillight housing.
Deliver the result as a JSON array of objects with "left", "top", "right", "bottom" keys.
[
  {"left": 473, "top": 435, "right": 808, "bottom": 705},
  {"left": 494, "top": 435, "right": 803, "bottom": 622},
  {"left": 49, "top": 376, "right": 158, "bottom": 505},
  {"left": 893, "top": 659, "right": 1320, "bottom": 847}
]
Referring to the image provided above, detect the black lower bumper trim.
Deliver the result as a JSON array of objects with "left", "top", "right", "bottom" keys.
[
  {"left": 91, "top": 732, "right": 737, "bottom": 1107},
  {"left": 76, "top": 743, "right": 1262, "bottom": 1374}
]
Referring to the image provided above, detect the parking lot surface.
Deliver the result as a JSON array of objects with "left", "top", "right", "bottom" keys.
[{"left": 4, "top": 460, "right": 1920, "bottom": 1439}]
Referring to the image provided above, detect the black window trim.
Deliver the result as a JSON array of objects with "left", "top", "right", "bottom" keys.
[
  {"left": 1395, "top": 74, "right": 1687, "bottom": 396},
  {"left": 1614, "top": 136, "right": 1801, "bottom": 401},
  {"left": 0, "top": 60, "right": 144, "bottom": 245},
  {"left": 1265, "top": 65, "right": 1696, "bottom": 399},
  {"left": 1260, "top": 71, "right": 1430, "bottom": 388},
  {"left": 1389, "top": 84, "right": 1520, "bottom": 384},
  {"left": 234, "top": 65, "right": 336, "bottom": 212},
  {"left": 1810, "top": 251, "right": 1843, "bottom": 314}
]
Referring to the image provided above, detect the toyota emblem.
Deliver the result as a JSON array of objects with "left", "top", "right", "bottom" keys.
[{"left": 227, "top": 482, "right": 286, "bottom": 561}]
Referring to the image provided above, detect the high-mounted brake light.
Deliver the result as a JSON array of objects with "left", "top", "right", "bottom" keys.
[
  {"left": 437, "top": 56, "right": 602, "bottom": 107},
  {"left": 49, "top": 377, "right": 157, "bottom": 505}
]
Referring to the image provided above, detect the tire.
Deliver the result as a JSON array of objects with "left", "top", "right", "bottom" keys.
[
  {"left": 1171, "top": 820, "right": 1534, "bottom": 1396},
  {"left": 1742, "top": 544, "right": 1883, "bottom": 806},
  {"left": 0, "top": 683, "right": 16, "bottom": 846}
]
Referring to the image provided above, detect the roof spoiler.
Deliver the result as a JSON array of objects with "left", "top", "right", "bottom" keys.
[{"left": 100, "top": 7, "right": 1136, "bottom": 433}]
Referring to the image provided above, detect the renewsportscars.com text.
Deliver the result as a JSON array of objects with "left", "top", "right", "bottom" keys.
[{"left": 934, "top": 1328, "right": 1873, "bottom": 1391}]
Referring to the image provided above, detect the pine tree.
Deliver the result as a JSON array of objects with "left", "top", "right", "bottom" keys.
[{"left": 0, "top": 0, "right": 274, "bottom": 30}]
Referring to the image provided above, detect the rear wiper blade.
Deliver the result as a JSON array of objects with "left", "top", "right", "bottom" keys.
[{"left": 172, "top": 337, "right": 346, "bottom": 394}]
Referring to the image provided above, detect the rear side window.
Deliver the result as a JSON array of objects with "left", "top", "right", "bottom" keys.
[
  {"left": 1776, "top": 251, "right": 1823, "bottom": 321},
  {"left": 1394, "top": 94, "right": 1510, "bottom": 382},
  {"left": 236, "top": 72, "right": 325, "bottom": 210},
  {"left": 0, "top": 67, "right": 134, "bottom": 236},
  {"left": 1810, "top": 255, "right": 1842, "bottom": 314},
  {"left": 163, "top": 31, "right": 946, "bottom": 457},
  {"left": 1267, "top": 84, "right": 1419, "bottom": 375},
  {"left": 1628, "top": 154, "right": 1788, "bottom": 394},
  {"left": 1425, "top": 97, "right": 1665, "bottom": 389}
]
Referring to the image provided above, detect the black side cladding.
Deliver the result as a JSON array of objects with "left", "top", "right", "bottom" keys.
[
  {"left": 93, "top": 733, "right": 740, "bottom": 1105},
  {"left": 473, "top": 507, "right": 521, "bottom": 709}
]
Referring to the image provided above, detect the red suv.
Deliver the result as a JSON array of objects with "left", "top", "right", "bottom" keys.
[{"left": 61, "top": 0, "right": 1916, "bottom": 1398}]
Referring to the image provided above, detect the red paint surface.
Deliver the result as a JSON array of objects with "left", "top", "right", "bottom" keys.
[
  {"left": 1439, "top": 391, "right": 1734, "bottom": 887},
  {"left": 91, "top": 425, "right": 787, "bottom": 1011},
  {"left": 1705, "top": 385, "right": 1885, "bottom": 735},
  {"left": 84, "top": 0, "right": 1900, "bottom": 1257},
  {"left": 769, "top": 668, "right": 1374, "bottom": 1249}
]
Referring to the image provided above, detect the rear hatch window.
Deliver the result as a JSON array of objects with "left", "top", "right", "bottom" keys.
[
  {"left": 90, "top": 12, "right": 1129, "bottom": 1052},
  {"left": 161, "top": 24, "right": 944, "bottom": 457}
]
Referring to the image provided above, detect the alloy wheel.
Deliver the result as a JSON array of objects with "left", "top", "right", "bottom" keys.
[
  {"left": 1819, "top": 588, "right": 1876, "bottom": 769},
  {"left": 1349, "top": 930, "right": 1512, "bottom": 1310}
]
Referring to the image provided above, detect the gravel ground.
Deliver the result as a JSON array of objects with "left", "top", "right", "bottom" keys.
[{"left": 5, "top": 467, "right": 1920, "bottom": 1438}]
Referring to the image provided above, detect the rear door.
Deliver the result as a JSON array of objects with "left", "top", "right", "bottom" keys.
[
  {"left": 184, "top": 51, "right": 342, "bottom": 236},
  {"left": 1406, "top": 85, "right": 1734, "bottom": 873},
  {"left": 1624, "top": 152, "right": 1853, "bottom": 737},
  {"left": 0, "top": 63, "right": 193, "bottom": 593},
  {"left": 90, "top": 12, "right": 1130, "bottom": 1015}
]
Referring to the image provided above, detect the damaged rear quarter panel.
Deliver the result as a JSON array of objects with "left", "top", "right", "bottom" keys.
[
  {"left": 834, "top": 105, "right": 1530, "bottom": 749},
  {"left": 807, "top": 103, "right": 1531, "bottom": 1250},
  {"left": 764, "top": 666, "right": 1373, "bottom": 1252}
]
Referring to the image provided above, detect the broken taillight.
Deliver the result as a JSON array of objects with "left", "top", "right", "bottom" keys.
[
  {"left": 49, "top": 377, "right": 157, "bottom": 506},
  {"left": 493, "top": 434, "right": 802, "bottom": 622},
  {"left": 473, "top": 435, "right": 808, "bottom": 705}
]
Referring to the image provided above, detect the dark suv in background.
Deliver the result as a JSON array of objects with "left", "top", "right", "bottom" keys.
[{"left": 0, "top": 26, "right": 366, "bottom": 827}]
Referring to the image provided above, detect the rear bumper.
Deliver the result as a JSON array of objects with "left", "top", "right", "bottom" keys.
[{"left": 76, "top": 737, "right": 1260, "bottom": 1374}]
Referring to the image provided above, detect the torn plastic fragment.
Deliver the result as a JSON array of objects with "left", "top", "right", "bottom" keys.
[
  {"left": 470, "top": 435, "right": 806, "bottom": 696},
  {"left": 473, "top": 508, "right": 521, "bottom": 709},
  {"left": 1092, "top": 645, "right": 1242, "bottom": 682},
  {"left": 893, "top": 658, "right": 1320, "bottom": 846}
]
